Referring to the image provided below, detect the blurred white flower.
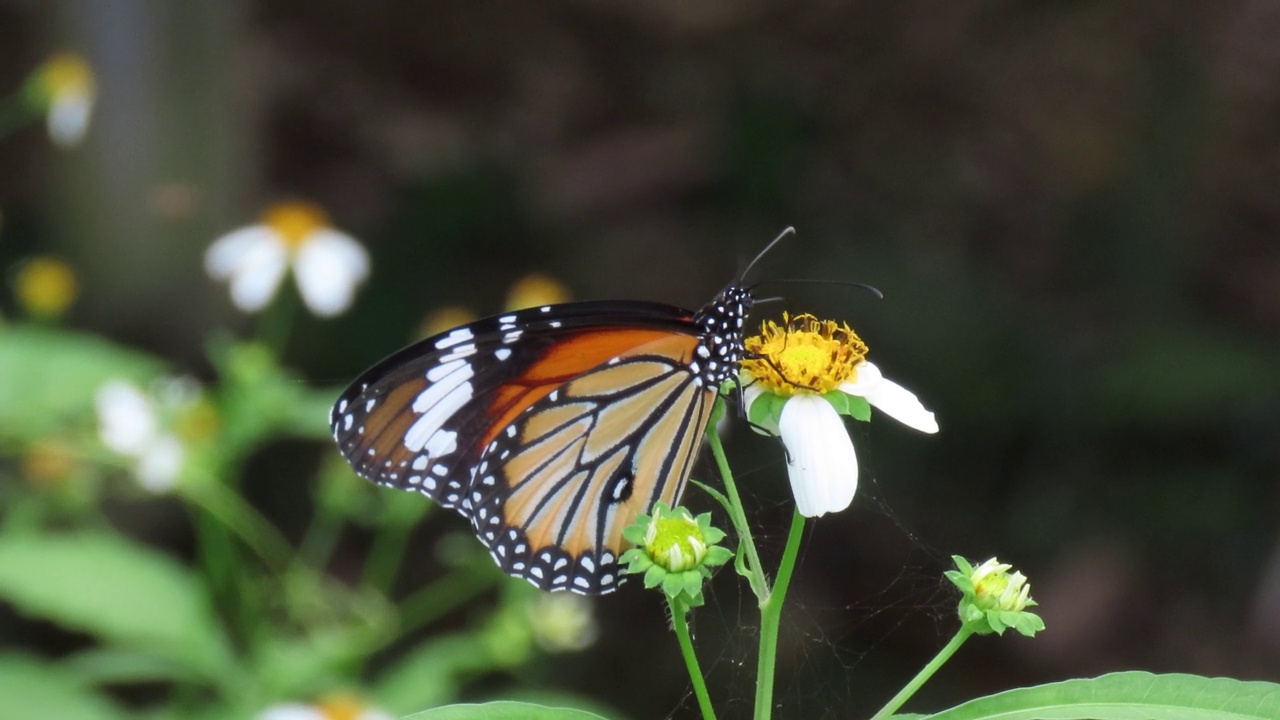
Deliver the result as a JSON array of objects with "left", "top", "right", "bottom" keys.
[
  {"left": 95, "top": 380, "right": 190, "bottom": 492},
  {"left": 28, "top": 52, "right": 96, "bottom": 148},
  {"left": 259, "top": 695, "right": 393, "bottom": 720},
  {"left": 528, "top": 592, "right": 598, "bottom": 653},
  {"left": 741, "top": 314, "right": 937, "bottom": 518},
  {"left": 206, "top": 202, "right": 370, "bottom": 317}
]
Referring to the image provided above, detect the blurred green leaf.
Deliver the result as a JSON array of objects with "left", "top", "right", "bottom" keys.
[
  {"left": 63, "top": 647, "right": 208, "bottom": 686},
  {"left": 374, "top": 634, "right": 493, "bottom": 714},
  {"left": 0, "top": 653, "right": 129, "bottom": 720},
  {"left": 0, "top": 325, "right": 164, "bottom": 440},
  {"left": 0, "top": 531, "right": 232, "bottom": 679},
  {"left": 210, "top": 339, "right": 333, "bottom": 455},
  {"left": 403, "top": 701, "right": 611, "bottom": 720}
]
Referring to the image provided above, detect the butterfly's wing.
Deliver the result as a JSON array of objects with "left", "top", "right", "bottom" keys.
[
  {"left": 329, "top": 302, "right": 714, "bottom": 583},
  {"left": 468, "top": 330, "right": 716, "bottom": 594}
]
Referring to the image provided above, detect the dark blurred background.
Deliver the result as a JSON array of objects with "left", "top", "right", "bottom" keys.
[{"left": 3, "top": 1, "right": 1280, "bottom": 718}]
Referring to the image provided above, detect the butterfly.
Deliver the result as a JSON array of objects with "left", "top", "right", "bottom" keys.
[{"left": 329, "top": 232, "right": 789, "bottom": 595}]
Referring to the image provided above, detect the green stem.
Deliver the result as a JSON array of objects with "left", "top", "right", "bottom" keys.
[
  {"left": 360, "top": 520, "right": 413, "bottom": 593},
  {"left": 180, "top": 477, "right": 294, "bottom": 572},
  {"left": 253, "top": 291, "right": 297, "bottom": 358},
  {"left": 395, "top": 564, "right": 501, "bottom": 640},
  {"left": 868, "top": 626, "right": 975, "bottom": 720},
  {"left": 705, "top": 427, "right": 769, "bottom": 601},
  {"left": 669, "top": 596, "right": 717, "bottom": 720},
  {"left": 754, "top": 508, "right": 805, "bottom": 720},
  {"left": 297, "top": 503, "right": 344, "bottom": 572}
]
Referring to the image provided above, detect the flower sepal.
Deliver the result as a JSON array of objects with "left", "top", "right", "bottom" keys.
[
  {"left": 821, "top": 390, "right": 872, "bottom": 422},
  {"left": 621, "top": 503, "right": 733, "bottom": 607},
  {"left": 946, "top": 555, "right": 1045, "bottom": 638}
]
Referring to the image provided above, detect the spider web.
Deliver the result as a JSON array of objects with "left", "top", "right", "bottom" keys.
[{"left": 657, "top": 433, "right": 958, "bottom": 719}]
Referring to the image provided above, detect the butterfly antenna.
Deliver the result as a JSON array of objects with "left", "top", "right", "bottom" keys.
[
  {"left": 749, "top": 277, "right": 884, "bottom": 300},
  {"left": 737, "top": 226, "right": 795, "bottom": 284}
]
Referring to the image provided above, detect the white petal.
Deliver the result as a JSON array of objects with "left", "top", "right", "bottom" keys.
[
  {"left": 204, "top": 226, "right": 274, "bottom": 279},
  {"left": 96, "top": 381, "right": 157, "bottom": 456},
  {"left": 778, "top": 394, "right": 859, "bottom": 517},
  {"left": 257, "top": 705, "right": 323, "bottom": 720},
  {"left": 357, "top": 711, "right": 396, "bottom": 720},
  {"left": 292, "top": 229, "right": 370, "bottom": 317},
  {"left": 226, "top": 234, "right": 289, "bottom": 312},
  {"left": 136, "top": 435, "right": 184, "bottom": 492},
  {"left": 840, "top": 362, "right": 939, "bottom": 434},
  {"left": 839, "top": 360, "right": 884, "bottom": 396},
  {"left": 47, "top": 94, "right": 92, "bottom": 147}
]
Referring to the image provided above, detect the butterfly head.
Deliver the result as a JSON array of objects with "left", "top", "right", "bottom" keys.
[{"left": 690, "top": 283, "right": 753, "bottom": 389}]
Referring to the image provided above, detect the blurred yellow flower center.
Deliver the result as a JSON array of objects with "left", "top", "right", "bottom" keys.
[
  {"left": 39, "top": 53, "right": 94, "bottom": 99},
  {"left": 175, "top": 399, "right": 220, "bottom": 443},
  {"left": 15, "top": 256, "right": 78, "bottom": 318},
  {"left": 505, "top": 272, "right": 571, "bottom": 311},
  {"left": 22, "top": 442, "right": 77, "bottom": 489},
  {"left": 316, "top": 694, "right": 366, "bottom": 720},
  {"left": 420, "top": 305, "right": 478, "bottom": 338},
  {"left": 742, "top": 313, "right": 868, "bottom": 395},
  {"left": 262, "top": 202, "right": 329, "bottom": 249}
]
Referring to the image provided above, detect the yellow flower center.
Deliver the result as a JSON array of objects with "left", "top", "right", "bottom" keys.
[
  {"left": 741, "top": 312, "right": 868, "bottom": 395},
  {"left": 261, "top": 202, "right": 329, "bottom": 250},
  {"left": 316, "top": 694, "right": 367, "bottom": 720},
  {"left": 39, "top": 53, "right": 94, "bottom": 100},
  {"left": 644, "top": 514, "right": 707, "bottom": 572},
  {"left": 15, "top": 256, "right": 78, "bottom": 318}
]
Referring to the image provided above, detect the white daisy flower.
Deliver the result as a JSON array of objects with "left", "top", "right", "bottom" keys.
[
  {"left": 95, "top": 380, "right": 188, "bottom": 493},
  {"left": 741, "top": 313, "right": 938, "bottom": 518},
  {"left": 205, "top": 202, "right": 370, "bottom": 317},
  {"left": 27, "top": 52, "right": 96, "bottom": 148},
  {"left": 258, "top": 695, "right": 394, "bottom": 720}
]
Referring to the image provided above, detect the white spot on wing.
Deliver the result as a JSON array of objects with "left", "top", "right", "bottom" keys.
[
  {"left": 426, "top": 358, "right": 467, "bottom": 382},
  {"left": 405, "top": 382, "right": 472, "bottom": 451},
  {"left": 435, "top": 327, "right": 473, "bottom": 349}
]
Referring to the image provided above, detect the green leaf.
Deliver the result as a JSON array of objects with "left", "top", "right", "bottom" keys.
[
  {"left": 0, "top": 326, "right": 164, "bottom": 440},
  {"left": 403, "top": 701, "right": 611, "bottom": 719},
  {"left": 923, "top": 671, "right": 1280, "bottom": 720},
  {"left": 746, "top": 391, "right": 787, "bottom": 432},
  {"left": 374, "top": 634, "right": 493, "bottom": 714},
  {"left": 0, "top": 531, "right": 231, "bottom": 677},
  {"left": 824, "top": 391, "right": 872, "bottom": 422},
  {"left": 0, "top": 653, "right": 130, "bottom": 720}
]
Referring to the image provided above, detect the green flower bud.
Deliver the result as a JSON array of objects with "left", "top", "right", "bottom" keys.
[{"left": 946, "top": 555, "right": 1045, "bottom": 637}]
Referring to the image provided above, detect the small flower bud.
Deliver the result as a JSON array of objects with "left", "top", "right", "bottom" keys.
[
  {"left": 621, "top": 503, "right": 734, "bottom": 606},
  {"left": 946, "top": 555, "right": 1045, "bottom": 637}
]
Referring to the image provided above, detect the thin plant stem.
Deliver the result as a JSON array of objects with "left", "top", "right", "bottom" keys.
[
  {"left": 253, "top": 291, "right": 297, "bottom": 357},
  {"left": 754, "top": 508, "right": 805, "bottom": 720},
  {"left": 360, "top": 520, "right": 413, "bottom": 593},
  {"left": 396, "top": 564, "right": 501, "bottom": 639},
  {"left": 297, "top": 503, "right": 344, "bottom": 572},
  {"left": 669, "top": 596, "right": 717, "bottom": 720},
  {"left": 180, "top": 477, "right": 294, "bottom": 572},
  {"left": 705, "top": 427, "right": 769, "bottom": 601},
  {"left": 868, "top": 626, "right": 975, "bottom": 720}
]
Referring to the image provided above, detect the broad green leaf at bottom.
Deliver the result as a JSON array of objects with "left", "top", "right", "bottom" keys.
[{"left": 922, "top": 671, "right": 1280, "bottom": 720}]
